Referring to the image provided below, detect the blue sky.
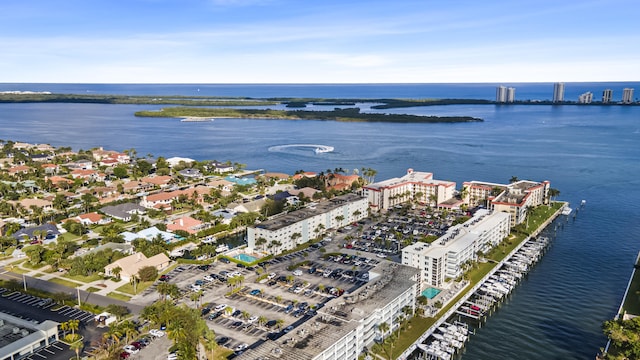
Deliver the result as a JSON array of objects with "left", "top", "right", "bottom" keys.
[{"left": 1, "top": 0, "right": 638, "bottom": 83}]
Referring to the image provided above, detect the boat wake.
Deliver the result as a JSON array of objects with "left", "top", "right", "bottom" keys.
[{"left": 268, "top": 144, "right": 334, "bottom": 155}]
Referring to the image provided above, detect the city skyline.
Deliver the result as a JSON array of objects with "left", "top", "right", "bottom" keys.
[{"left": 2, "top": 0, "right": 639, "bottom": 84}]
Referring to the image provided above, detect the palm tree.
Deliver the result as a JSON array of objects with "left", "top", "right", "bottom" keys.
[
  {"left": 275, "top": 319, "right": 285, "bottom": 330},
  {"left": 258, "top": 315, "right": 267, "bottom": 327},
  {"left": 69, "top": 340, "right": 83, "bottom": 360},
  {"left": 241, "top": 310, "right": 251, "bottom": 321},
  {"left": 111, "top": 266, "right": 122, "bottom": 281},
  {"left": 378, "top": 322, "right": 389, "bottom": 338},
  {"left": 201, "top": 329, "right": 217, "bottom": 360},
  {"left": 291, "top": 232, "right": 302, "bottom": 245},
  {"left": 509, "top": 176, "right": 519, "bottom": 183},
  {"left": 525, "top": 205, "right": 533, "bottom": 228},
  {"left": 103, "top": 326, "right": 122, "bottom": 345},
  {"left": 67, "top": 319, "right": 80, "bottom": 337},
  {"left": 255, "top": 237, "right": 267, "bottom": 252}
]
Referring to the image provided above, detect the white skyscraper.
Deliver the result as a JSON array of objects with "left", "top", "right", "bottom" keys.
[
  {"left": 496, "top": 86, "right": 507, "bottom": 103},
  {"left": 578, "top": 92, "right": 593, "bottom": 104},
  {"left": 507, "top": 87, "right": 516, "bottom": 103},
  {"left": 602, "top": 89, "right": 613, "bottom": 103},
  {"left": 622, "top": 88, "right": 635, "bottom": 104},
  {"left": 496, "top": 86, "right": 515, "bottom": 103},
  {"left": 553, "top": 82, "right": 565, "bottom": 103}
]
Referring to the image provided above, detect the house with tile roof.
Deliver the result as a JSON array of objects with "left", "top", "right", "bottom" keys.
[
  {"left": 167, "top": 216, "right": 205, "bottom": 234},
  {"left": 104, "top": 252, "right": 171, "bottom": 281},
  {"left": 75, "top": 212, "right": 111, "bottom": 225}
]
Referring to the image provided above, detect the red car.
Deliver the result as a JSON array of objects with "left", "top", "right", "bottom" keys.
[{"left": 120, "top": 352, "right": 130, "bottom": 359}]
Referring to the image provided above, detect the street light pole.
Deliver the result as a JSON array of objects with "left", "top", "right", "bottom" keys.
[
  {"left": 77, "top": 287, "right": 81, "bottom": 307},
  {"left": 22, "top": 274, "right": 26, "bottom": 291}
]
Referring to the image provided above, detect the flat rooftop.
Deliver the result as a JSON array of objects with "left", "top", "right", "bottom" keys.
[
  {"left": 237, "top": 262, "right": 418, "bottom": 360},
  {"left": 253, "top": 193, "right": 365, "bottom": 231}
]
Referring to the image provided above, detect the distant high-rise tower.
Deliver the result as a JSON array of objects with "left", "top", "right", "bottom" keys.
[
  {"left": 602, "top": 89, "right": 613, "bottom": 103},
  {"left": 507, "top": 87, "right": 516, "bottom": 103},
  {"left": 622, "top": 88, "right": 635, "bottom": 104},
  {"left": 496, "top": 86, "right": 507, "bottom": 103},
  {"left": 496, "top": 86, "right": 515, "bottom": 103},
  {"left": 578, "top": 92, "right": 593, "bottom": 104},
  {"left": 553, "top": 83, "right": 565, "bottom": 103}
]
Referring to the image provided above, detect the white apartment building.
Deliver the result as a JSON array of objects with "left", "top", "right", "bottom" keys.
[
  {"left": 247, "top": 193, "right": 368, "bottom": 254},
  {"left": 553, "top": 82, "right": 565, "bottom": 103},
  {"left": 237, "top": 262, "right": 419, "bottom": 360},
  {"left": 496, "top": 86, "right": 507, "bottom": 103},
  {"left": 602, "top": 89, "right": 613, "bottom": 103},
  {"left": 578, "top": 91, "right": 593, "bottom": 104},
  {"left": 402, "top": 209, "right": 511, "bottom": 289},
  {"left": 623, "top": 88, "right": 635, "bottom": 104},
  {"left": 507, "top": 87, "right": 516, "bottom": 103},
  {"left": 363, "top": 169, "right": 456, "bottom": 211}
]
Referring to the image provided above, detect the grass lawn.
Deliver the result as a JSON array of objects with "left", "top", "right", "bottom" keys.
[
  {"left": 621, "top": 256, "right": 640, "bottom": 316},
  {"left": 63, "top": 273, "right": 103, "bottom": 283},
  {"left": 107, "top": 292, "right": 132, "bottom": 301},
  {"left": 20, "top": 260, "right": 47, "bottom": 271},
  {"left": 58, "top": 232, "right": 81, "bottom": 241},
  {"left": 49, "top": 277, "right": 81, "bottom": 288},
  {"left": 117, "top": 280, "right": 154, "bottom": 295},
  {"left": 372, "top": 203, "right": 563, "bottom": 358}
]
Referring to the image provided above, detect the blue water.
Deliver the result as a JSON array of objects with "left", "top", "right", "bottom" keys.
[
  {"left": 422, "top": 287, "right": 442, "bottom": 300},
  {"left": 1, "top": 83, "right": 639, "bottom": 359},
  {"left": 234, "top": 254, "right": 259, "bottom": 263}
]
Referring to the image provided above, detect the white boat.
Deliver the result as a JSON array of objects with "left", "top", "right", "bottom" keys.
[
  {"left": 314, "top": 146, "right": 334, "bottom": 154},
  {"left": 562, "top": 207, "right": 572, "bottom": 216},
  {"left": 215, "top": 244, "right": 229, "bottom": 253}
]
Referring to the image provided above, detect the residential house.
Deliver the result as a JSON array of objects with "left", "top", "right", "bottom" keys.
[
  {"left": 100, "top": 203, "right": 146, "bottom": 222},
  {"left": 140, "top": 175, "right": 173, "bottom": 188},
  {"left": 178, "top": 168, "right": 203, "bottom": 179},
  {"left": 208, "top": 161, "right": 234, "bottom": 173},
  {"left": 207, "top": 179, "right": 234, "bottom": 193},
  {"left": 12, "top": 223, "right": 60, "bottom": 243},
  {"left": 75, "top": 212, "right": 111, "bottom": 226},
  {"left": 166, "top": 157, "right": 195, "bottom": 168},
  {"left": 167, "top": 216, "right": 205, "bottom": 234},
  {"left": 120, "top": 226, "right": 176, "bottom": 243},
  {"left": 104, "top": 252, "right": 171, "bottom": 281}
]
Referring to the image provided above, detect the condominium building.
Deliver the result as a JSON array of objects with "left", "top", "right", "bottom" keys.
[
  {"left": 402, "top": 209, "right": 511, "bottom": 289},
  {"left": 623, "top": 88, "right": 635, "bottom": 104},
  {"left": 578, "top": 91, "right": 593, "bottom": 104},
  {"left": 507, "top": 87, "right": 516, "bottom": 103},
  {"left": 490, "top": 180, "right": 550, "bottom": 226},
  {"left": 363, "top": 169, "right": 456, "bottom": 211},
  {"left": 602, "top": 89, "right": 613, "bottom": 103},
  {"left": 496, "top": 86, "right": 516, "bottom": 103},
  {"left": 236, "top": 262, "right": 419, "bottom": 360},
  {"left": 247, "top": 193, "right": 368, "bottom": 254},
  {"left": 496, "top": 86, "right": 507, "bottom": 103},
  {"left": 553, "top": 82, "right": 565, "bottom": 103},
  {"left": 462, "top": 179, "right": 550, "bottom": 226}
]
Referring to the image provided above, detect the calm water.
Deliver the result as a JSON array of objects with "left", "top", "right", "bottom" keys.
[{"left": 1, "top": 84, "right": 640, "bottom": 359}]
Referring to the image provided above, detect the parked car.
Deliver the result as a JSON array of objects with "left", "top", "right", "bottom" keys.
[
  {"left": 249, "top": 289, "right": 261, "bottom": 296},
  {"left": 208, "top": 311, "right": 222, "bottom": 320},
  {"left": 292, "top": 269, "right": 303, "bottom": 276},
  {"left": 216, "top": 336, "right": 230, "bottom": 345},
  {"left": 123, "top": 345, "right": 139, "bottom": 354},
  {"left": 150, "top": 329, "right": 165, "bottom": 337},
  {"left": 214, "top": 304, "right": 227, "bottom": 312}
]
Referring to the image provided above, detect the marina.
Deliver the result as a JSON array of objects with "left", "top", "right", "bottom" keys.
[{"left": 404, "top": 203, "right": 573, "bottom": 360}]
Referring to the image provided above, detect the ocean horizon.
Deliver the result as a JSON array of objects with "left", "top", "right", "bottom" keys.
[{"left": 1, "top": 83, "right": 639, "bottom": 359}]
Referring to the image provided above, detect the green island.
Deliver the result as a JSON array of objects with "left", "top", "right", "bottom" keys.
[
  {"left": 0, "top": 93, "right": 276, "bottom": 106},
  {"left": 134, "top": 106, "right": 483, "bottom": 123}
]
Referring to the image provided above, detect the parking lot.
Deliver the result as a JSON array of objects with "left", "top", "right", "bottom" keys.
[
  {"left": 130, "top": 242, "right": 383, "bottom": 355},
  {"left": 0, "top": 287, "right": 103, "bottom": 360}
]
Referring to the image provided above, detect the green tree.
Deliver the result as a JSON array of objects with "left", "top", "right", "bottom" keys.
[{"left": 137, "top": 266, "right": 159, "bottom": 282}]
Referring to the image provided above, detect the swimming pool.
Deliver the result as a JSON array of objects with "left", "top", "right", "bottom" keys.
[
  {"left": 225, "top": 175, "right": 257, "bottom": 185},
  {"left": 234, "top": 253, "right": 258, "bottom": 263},
  {"left": 422, "top": 287, "right": 441, "bottom": 299}
]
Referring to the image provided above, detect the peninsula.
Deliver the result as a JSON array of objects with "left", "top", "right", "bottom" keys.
[{"left": 134, "top": 107, "right": 483, "bottom": 123}]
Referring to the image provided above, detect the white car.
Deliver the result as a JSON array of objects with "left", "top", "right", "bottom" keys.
[
  {"left": 191, "top": 284, "right": 202, "bottom": 291},
  {"left": 247, "top": 315, "right": 259, "bottom": 324},
  {"left": 203, "top": 275, "right": 215, "bottom": 282},
  {"left": 150, "top": 329, "right": 165, "bottom": 337},
  {"left": 267, "top": 272, "right": 277, "bottom": 280},
  {"left": 235, "top": 343, "right": 248, "bottom": 352},
  {"left": 292, "top": 269, "right": 303, "bottom": 276},
  {"left": 123, "top": 345, "right": 139, "bottom": 354},
  {"left": 214, "top": 303, "right": 227, "bottom": 312}
]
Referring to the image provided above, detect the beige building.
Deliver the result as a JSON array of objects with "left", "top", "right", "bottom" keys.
[
  {"left": 402, "top": 209, "right": 511, "bottom": 289},
  {"left": 363, "top": 169, "right": 456, "bottom": 211},
  {"left": 247, "top": 193, "right": 368, "bottom": 255},
  {"left": 490, "top": 180, "right": 550, "bottom": 226},
  {"left": 104, "top": 252, "right": 171, "bottom": 281},
  {"left": 0, "top": 313, "right": 59, "bottom": 360}
]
